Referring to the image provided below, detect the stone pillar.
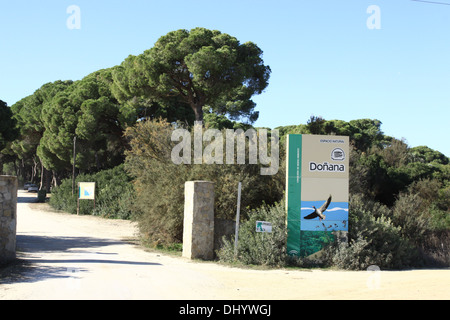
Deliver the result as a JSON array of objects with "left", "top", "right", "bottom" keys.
[
  {"left": 0, "top": 176, "right": 18, "bottom": 264},
  {"left": 182, "top": 181, "right": 214, "bottom": 260}
]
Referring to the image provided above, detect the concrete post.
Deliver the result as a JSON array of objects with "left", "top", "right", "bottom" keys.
[
  {"left": 0, "top": 176, "right": 18, "bottom": 264},
  {"left": 182, "top": 181, "right": 215, "bottom": 260}
]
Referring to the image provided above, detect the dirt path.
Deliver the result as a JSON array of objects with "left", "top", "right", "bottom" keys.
[{"left": 0, "top": 190, "right": 449, "bottom": 300}]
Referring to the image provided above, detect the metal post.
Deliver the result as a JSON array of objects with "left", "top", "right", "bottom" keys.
[
  {"left": 234, "top": 181, "right": 242, "bottom": 257},
  {"left": 77, "top": 186, "right": 80, "bottom": 216},
  {"left": 72, "top": 136, "right": 76, "bottom": 195}
]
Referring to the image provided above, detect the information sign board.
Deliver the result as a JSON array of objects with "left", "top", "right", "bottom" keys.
[
  {"left": 256, "top": 221, "right": 272, "bottom": 233},
  {"left": 78, "top": 182, "right": 95, "bottom": 200},
  {"left": 286, "top": 134, "right": 349, "bottom": 257}
]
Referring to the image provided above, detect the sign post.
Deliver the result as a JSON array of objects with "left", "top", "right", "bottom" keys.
[
  {"left": 286, "top": 134, "right": 349, "bottom": 257},
  {"left": 234, "top": 182, "right": 242, "bottom": 257},
  {"left": 77, "top": 182, "right": 96, "bottom": 215}
]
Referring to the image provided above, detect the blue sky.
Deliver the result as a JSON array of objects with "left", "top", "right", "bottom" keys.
[{"left": 1, "top": 0, "right": 449, "bottom": 156}]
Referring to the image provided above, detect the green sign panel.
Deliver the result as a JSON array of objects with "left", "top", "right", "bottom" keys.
[{"left": 286, "top": 134, "right": 349, "bottom": 257}]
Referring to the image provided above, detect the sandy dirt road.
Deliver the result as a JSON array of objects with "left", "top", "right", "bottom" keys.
[{"left": 0, "top": 190, "right": 449, "bottom": 300}]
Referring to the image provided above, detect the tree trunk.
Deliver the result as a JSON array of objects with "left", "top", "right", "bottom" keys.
[
  {"left": 40, "top": 164, "right": 51, "bottom": 192},
  {"left": 192, "top": 103, "right": 204, "bottom": 123},
  {"left": 52, "top": 170, "right": 62, "bottom": 188},
  {"left": 32, "top": 157, "right": 39, "bottom": 184},
  {"left": 40, "top": 162, "right": 44, "bottom": 190}
]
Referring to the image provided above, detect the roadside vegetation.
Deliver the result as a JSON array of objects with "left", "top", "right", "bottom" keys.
[{"left": 1, "top": 28, "right": 448, "bottom": 270}]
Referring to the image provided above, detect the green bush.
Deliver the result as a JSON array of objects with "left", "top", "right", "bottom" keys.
[
  {"left": 323, "top": 194, "right": 419, "bottom": 270},
  {"left": 49, "top": 164, "right": 135, "bottom": 219},
  {"left": 391, "top": 192, "right": 430, "bottom": 246},
  {"left": 49, "top": 178, "right": 78, "bottom": 213},
  {"left": 217, "top": 201, "right": 287, "bottom": 267},
  {"left": 89, "top": 165, "right": 135, "bottom": 219}
]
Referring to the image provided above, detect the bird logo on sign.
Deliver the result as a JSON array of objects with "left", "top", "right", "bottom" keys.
[{"left": 303, "top": 195, "right": 332, "bottom": 221}]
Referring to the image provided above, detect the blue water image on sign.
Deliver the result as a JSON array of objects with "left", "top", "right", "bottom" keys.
[
  {"left": 84, "top": 189, "right": 91, "bottom": 196},
  {"left": 300, "top": 201, "right": 348, "bottom": 231}
]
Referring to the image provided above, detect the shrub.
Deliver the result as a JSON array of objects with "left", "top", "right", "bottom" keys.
[
  {"left": 324, "top": 194, "right": 419, "bottom": 270},
  {"left": 49, "top": 164, "right": 135, "bottom": 219},
  {"left": 49, "top": 178, "right": 78, "bottom": 213},
  {"left": 391, "top": 192, "right": 430, "bottom": 246},
  {"left": 400, "top": 180, "right": 450, "bottom": 266},
  {"left": 90, "top": 165, "right": 135, "bottom": 219},
  {"left": 217, "top": 201, "right": 287, "bottom": 267}
]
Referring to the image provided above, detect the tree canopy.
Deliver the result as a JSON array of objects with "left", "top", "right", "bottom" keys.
[
  {"left": 0, "top": 100, "right": 17, "bottom": 152},
  {"left": 136, "top": 27, "right": 271, "bottom": 123}
]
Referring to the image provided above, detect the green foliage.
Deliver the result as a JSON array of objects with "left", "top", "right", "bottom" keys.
[
  {"left": 325, "top": 194, "right": 418, "bottom": 270},
  {"left": 323, "top": 189, "right": 449, "bottom": 269},
  {"left": 0, "top": 100, "right": 18, "bottom": 152},
  {"left": 391, "top": 192, "right": 430, "bottom": 246},
  {"left": 142, "top": 27, "right": 271, "bottom": 122},
  {"left": 217, "top": 202, "right": 287, "bottom": 267},
  {"left": 298, "top": 231, "right": 335, "bottom": 259},
  {"left": 431, "top": 184, "right": 450, "bottom": 230},
  {"left": 299, "top": 116, "right": 388, "bottom": 151},
  {"left": 38, "top": 71, "right": 126, "bottom": 173},
  {"left": 409, "top": 145, "right": 449, "bottom": 165},
  {"left": 0, "top": 100, "right": 19, "bottom": 175},
  {"left": 49, "top": 178, "right": 78, "bottom": 213},
  {"left": 12, "top": 81, "right": 73, "bottom": 173},
  {"left": 110, "top": 56, "right": 194, "bottom": 125},
  {"left": 49, "top": 165, "right": 135, "bottom": 219},
  {"left": 124, "top": 118, "right": 284, "bottom": 246}
]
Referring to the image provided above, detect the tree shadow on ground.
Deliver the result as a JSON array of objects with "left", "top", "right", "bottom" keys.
[
  {"left": 17, "top": 234, "right": 128, "bottom": 253},
  {"left": 17, "top": 193, "right": 38, "bottom": 203},
  {"left": 0, "top": 234, "right": 161, "bottom": 285},
  {"left": 0, "top": 258, "right": 70, "bottom": 285}
]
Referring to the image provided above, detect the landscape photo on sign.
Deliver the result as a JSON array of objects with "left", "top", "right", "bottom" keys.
[
  {"left": 78, "top": 182, "right": 96, "bottom": 200},
  {"left": 300, "top": 196, "right": 348, "bottom": 231}
]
